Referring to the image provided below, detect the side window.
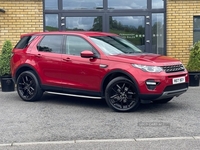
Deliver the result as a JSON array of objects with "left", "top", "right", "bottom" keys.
[
  {"left": 37, "top": 35, "right": 63, "bottom": 53},
  {"left": 66, "top": 36, "right": 93, "bottom": 56},
  {"left": 14, "top": 36, "right": 36, "bottom": 49}
]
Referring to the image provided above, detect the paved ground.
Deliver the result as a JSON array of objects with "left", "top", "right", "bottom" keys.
[{"left": 0, "top": 86, "right": 200, "bottom": 149}]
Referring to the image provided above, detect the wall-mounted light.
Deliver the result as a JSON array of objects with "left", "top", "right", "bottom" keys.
[{"left": 0, "top": 8, "right": 5, "bottom": 13}]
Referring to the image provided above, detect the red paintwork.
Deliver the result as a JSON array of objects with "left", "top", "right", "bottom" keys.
[{"left": 11, "top": 31, "right": 189, "bottom": 97}]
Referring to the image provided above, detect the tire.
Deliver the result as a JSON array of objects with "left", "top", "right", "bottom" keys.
[
  {"left": 16, "top": 71, "right": 43, "bottom": 101},
  {"left": 105, "top": 76, "right": 140, "bottom": 112},
  {"left": 153, "top": 97, "right": 173, "bottom": 104}
]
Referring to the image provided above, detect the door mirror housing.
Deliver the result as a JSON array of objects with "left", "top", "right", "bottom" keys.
[{"left": 81, "top": 50, "right": 96, "bottom": 58}]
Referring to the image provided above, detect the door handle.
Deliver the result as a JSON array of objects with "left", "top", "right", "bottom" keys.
[
  {"left": 63, "top": 57, "right": 71, "bottom": 61},
  {"left": 35, "top": 54, "right": 42, "bottom": 58}
]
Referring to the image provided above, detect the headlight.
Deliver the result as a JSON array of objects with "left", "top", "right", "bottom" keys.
[{"left": 132, "top": 64, "right": 163, "bottom": 73}]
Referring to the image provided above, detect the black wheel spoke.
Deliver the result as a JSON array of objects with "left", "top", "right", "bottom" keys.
[
  {"left": 116, "top": 84, "right": 122, "bottom": 90},
  {"left": 27, "top": 89, "right": 33, "bottom": 96},
  {"left": 121, "top": 83, "right": 125, "bottom": 91},
  {"left": 124, "top": 85, "right": 130, "bottom": 92},
  {"left": 127, "top": 91, "right": 135, "bottom": 95},
  {"left": 111, "top": 87, "right": 121, "bottom": 95},
  {"left": 110, "top": 94, "right": 118, "bottom": 99},
  {"left": 128, "top": 101, "right": 135, "bottom": 108},
  {"left": 121, "top": 101, "right": 124, "bottom": 109}
]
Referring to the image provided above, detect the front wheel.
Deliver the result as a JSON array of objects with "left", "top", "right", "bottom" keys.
[
  {"left": 16, "top": 71, "right": 43, "bottom": 101},
  {"left": 105, "top": 77, "right": 140, "bottom": 112}
]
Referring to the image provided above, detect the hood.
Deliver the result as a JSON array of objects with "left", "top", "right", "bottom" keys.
[{"left": 107, "top": 53, "right": 181, "bottom": 66}]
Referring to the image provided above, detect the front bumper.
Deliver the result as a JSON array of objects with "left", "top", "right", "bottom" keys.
[
  {"left": 128, "top": 68, "right": 189, "bottom": 101},
  {"left": 139, "top": 83, "right": 188, "bottom": 101}
]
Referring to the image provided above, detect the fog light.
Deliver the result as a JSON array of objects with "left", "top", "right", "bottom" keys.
[
  {"left": 146, "top": 80, "right": 158, "bottom": 90},
  {"left": 146, "top": 81, "right": 156, "bottom": 85}
]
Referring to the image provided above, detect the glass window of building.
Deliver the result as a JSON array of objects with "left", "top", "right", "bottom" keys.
[
  {"left": 108, "top": 0, "right": 147, "bottom": 9},
  {"left": 45, "top": 0, "right": 58, "bottom": 10},
  {"left": 65, "top": 16, "right": 102, "bottom": 31},
  {"left": 45, "top": 14, "right": 58, "bottom": 31},
  {"left": 109, "top": 16, "right": 145, "bottom": 51},
  {"left": 152, "top": 13, "right": 164, "bottom": 55},
  {"left": 43, "top": 0, "right": 166, "bottom": 54},
  {"left": 194, "top": 16, "right": 200, "bottom": 43},
  {"left": 63, "top": 0, "right": 103, "bottom": 10},
  {"left": 152, "top": 0, "right": 164, "bottom": 9}
]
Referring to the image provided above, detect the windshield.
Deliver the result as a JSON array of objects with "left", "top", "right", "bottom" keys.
[{"left": 90, "top": 36, "right": 142, "bottom": 55}]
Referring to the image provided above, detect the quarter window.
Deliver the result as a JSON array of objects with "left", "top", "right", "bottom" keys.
[
  {"left": 37, "top": 35, "right": 63, "bottom": 53},
  {"left": 66, "top": 36, "right": 93, "bottom": 56},
  {"left": 14, "top": 36, "right": 36, "bottom": 49}
]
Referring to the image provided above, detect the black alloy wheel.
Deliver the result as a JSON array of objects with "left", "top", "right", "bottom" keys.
[
  {"left": 16, "top": 71, "right": 43, "bottom": 101},
  {"left": 105, "top": 77, "right": 140, "bottom": 112}
]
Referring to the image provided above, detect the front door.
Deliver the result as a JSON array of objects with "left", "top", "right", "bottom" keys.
[{"left": 61, "top": 35, "right": 103, "bottom": 94}]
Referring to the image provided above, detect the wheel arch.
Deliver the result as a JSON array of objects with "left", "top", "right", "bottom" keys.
[
  {"left": 101, "top": 69, "right": 140, "bottom": 98},
  {"left": 13, "top": 64, "right": 41, "bottom": 85}
]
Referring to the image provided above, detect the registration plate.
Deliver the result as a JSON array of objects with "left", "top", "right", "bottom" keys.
[{"left": 172, "top": 77, "right": 185, "bottom": 84}]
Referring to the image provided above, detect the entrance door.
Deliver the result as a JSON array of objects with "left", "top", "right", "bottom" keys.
[{"left": 61, "top": 13, "right": 151, "bottom": 52}]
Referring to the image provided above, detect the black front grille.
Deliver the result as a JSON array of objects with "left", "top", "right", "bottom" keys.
[
  {"left": 164, "top": 83, "right": 188, "bottom": 92},
  {"left": 162, "top": 64, "right": 185, "bottom": 73}
]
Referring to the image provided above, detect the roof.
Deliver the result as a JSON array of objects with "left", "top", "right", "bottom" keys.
[{"left": 20, "top": 31, "right": 117, "bottom": 38}]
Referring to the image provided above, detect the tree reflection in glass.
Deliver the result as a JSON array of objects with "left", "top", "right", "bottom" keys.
[
  {"left": 66, "top": 17, "right": 102, "bottom": 31},
  {"left": 109, "top": 16, "right": 145, "bottom": 51},
  {"left": 45, "top": 14, "right": 59, "bottom": 31}
]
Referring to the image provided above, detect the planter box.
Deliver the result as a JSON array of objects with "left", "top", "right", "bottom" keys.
[
  {"left": 1, "top": 77, "right": 15, "bottom": 92},
  {"left": 188, "top": 72, "right": 200, "bottom": 86}
]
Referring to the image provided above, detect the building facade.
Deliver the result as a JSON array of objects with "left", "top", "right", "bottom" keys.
[{"left": 0, "top": 0, "right": 200, "bottom": 65}]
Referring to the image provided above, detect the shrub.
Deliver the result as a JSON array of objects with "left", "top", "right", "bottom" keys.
[
  {"left": 0, "top": 40, "right": 13, "bottom": 77},
  {"left": 186, "top": 41, "right": 200, "bottom": 72}
]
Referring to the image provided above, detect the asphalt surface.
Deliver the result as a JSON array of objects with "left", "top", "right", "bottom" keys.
[{"left": 0, "top": 86, "right": 200, "bottom": 150}]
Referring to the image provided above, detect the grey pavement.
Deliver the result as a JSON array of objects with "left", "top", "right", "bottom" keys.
[{"left": 0, "top": 86, "right": 200, "bottom": 149}]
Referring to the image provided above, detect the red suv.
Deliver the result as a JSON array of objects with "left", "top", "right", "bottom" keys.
[{"left": 11, "top": 31, "right": 189, "bottom": 112}]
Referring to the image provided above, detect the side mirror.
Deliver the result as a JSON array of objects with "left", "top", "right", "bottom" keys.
[{"left": 81, "top": 50, "right": 95, "bottom": 58}]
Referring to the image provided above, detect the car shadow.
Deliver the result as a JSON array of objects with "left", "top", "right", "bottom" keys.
[
  {"left": 40, "top": 92, "right": 109, "bottom": 111},
  {"left": 38, "top": 93, "right": 185, "bottom": 113},
  {"left": 138, "top": 100, "right": 185, "bottom": 113}
]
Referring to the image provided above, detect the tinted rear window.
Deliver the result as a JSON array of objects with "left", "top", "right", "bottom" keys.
[{"left": 14, "top": 36, "right": 36, "bottom": 49}]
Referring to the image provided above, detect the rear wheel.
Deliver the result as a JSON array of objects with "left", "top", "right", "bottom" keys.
[
  {"left": 153, "top": 97, "right": 173, "bottom": 104},
  {"left": 16, "top": 71, "right": 43, "bottom": 101},
  {"left": 105, "top": 77, "right": 140, "bottom": 112}
]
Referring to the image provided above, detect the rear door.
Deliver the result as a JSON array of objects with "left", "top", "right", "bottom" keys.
[{"left": 33, "top": 35, "right": 64, "bottom": 87}]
